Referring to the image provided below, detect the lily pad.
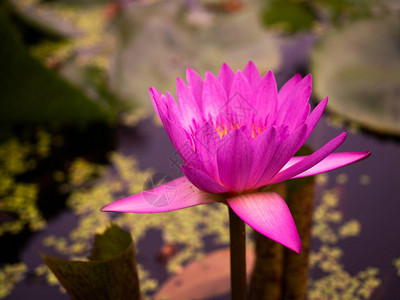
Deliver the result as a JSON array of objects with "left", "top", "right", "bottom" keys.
[
  {"left": 110, "top": 0, "right": 281, "bottom": 111},
  {"left": 311, "top": 17, "right": 400, "bottom": 135}
]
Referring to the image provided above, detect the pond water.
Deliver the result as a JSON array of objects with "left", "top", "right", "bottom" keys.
[
  {"left": 5, "top": 112, "right": 400, "bottom": 299},
  {"left": 2, "top": 1, "right": 400, "bottom": 298}
]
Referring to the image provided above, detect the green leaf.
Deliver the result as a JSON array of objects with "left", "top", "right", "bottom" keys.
[
  {"left": 88, "top": 224, "right": 133, "bottom": 261},
  {"left": 0, "top": 8, "right": 109, "bottom": 125},
  {"left": 261, "top": 0, "right": 316, "bottom": 33},
  {"left": 42, "top": 224, "right": 141, "bottom": 300}
]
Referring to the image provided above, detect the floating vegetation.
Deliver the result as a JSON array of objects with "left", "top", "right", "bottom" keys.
[
  {"left": 309, "top": 265, "right": 381, "bottom": 300},
  {"left": 35, "top": 151, "right": 383, "bottom": 298},
  {"left": 309, "top": 187, "right": 381, "bottom": 299},
  {"left": 0, "top": 263, "right": 28, "bottom": 299},
  {"left": 0, "top": 131, "right": 51, "bottom": 235},
  {"left": 0, "top": 129, "right": 384, "bottom": 298},
  {"left": 336, "top": 173, "right": 349, "bottom": 185},
  {"left": 338, "top": 220, "right": 361, "bottom": 239},
  {"left": 0, "top": 8, "right": 110, "bottom": 124},
  {"left": 359, "top": 175, "right": 371, "bottom": 186},
  {"left": 0, "top": 125, "right": 384, "bottom": 298},
  {"left": 68, "top": 157, "right": 105, "bottom": 188},
  {"left": 315, "top": 173, "right": 329, "bottom": 186},
  {"left": 40, "top": 153, "right": 230, "bottom": 297},
  {"left": 394, "top": 258, "right": 400, "bottom": 277},
  {"left": 10, "top": 0, "right": 115, "bottom": 71}
]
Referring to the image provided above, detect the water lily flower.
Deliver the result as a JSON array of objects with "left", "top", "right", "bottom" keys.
[{"left": 102, "top": 62, "right": 370, "bottom": 253}]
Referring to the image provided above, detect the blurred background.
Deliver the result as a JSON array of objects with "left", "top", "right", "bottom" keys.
[{"left": 0, "top": 0, "right": 399, "bottom": 298}]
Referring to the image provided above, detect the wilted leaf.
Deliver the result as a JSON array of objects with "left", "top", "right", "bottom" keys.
[{"left": 42, "top": 224, "right": 141, "bottom": 300}]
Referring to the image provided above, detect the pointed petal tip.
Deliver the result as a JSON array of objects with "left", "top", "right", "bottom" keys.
[
  {"left": 289, "top": 73, "right": 303, "bottom": 83},
  {"left": 244, "top": 60, "right": 258, "bottom": 71},
  {"left": 300, "top": 73, "right": 312, "bottom": 86},
  {"left": 359, "top": 150, "right": 371, "bottom": 160},
  {"left": 263, "top": 70, "right": 276, "bottom": 80},
  {"left": 227, "top": 192, "right": 301, "bottom": 253},
  {"left": 284, "top": 236, "right": 302, "bottom": 253},
  {"left": 207, "top": 69, "right": 221, "bottom": 80},
  {"left": 286, "top": 150, "right": 372, "bottom": 179},
  {"left": 270, "top": 228, "right": 302, "bottom": 253},
  {"left": 186, "top": 67, "right": 203, "bottom": 81},
  {"left": 220, "top": 62, "right": 234, "bottom": 74},
  {"left": 186, "top": 66, "right": 196, "bottom": 74},
  {"left": 100, "top": 202, "right": 119, "bottom": 213},
  {"left": 149, "top": 86, "right": 160, "bottom": 97},
  {"left": 292, "top": 243, "right": 302, "bottom": 254},
  {"left": 176, "top": 77, "right": 185, "bottom": 86}
]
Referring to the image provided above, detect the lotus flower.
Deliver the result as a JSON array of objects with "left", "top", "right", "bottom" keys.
[{"left": 102, "top": 62, "right": 370, "bottom": 253}]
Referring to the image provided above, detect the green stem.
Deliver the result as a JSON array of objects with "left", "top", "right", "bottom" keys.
[{"left": 229, "top": 206, "right": 247, "bottom": 300}]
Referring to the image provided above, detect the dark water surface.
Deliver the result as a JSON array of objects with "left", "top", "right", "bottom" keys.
[{"left": 7, "top": 114, "right": 400, "bottom": 299}]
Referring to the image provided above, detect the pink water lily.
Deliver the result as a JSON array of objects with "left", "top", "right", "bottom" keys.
[{"left": 102, "top": 62, "right": 370, "bottom": 253}]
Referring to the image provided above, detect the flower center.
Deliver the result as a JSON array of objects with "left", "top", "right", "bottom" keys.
[{"left": 214, "top": 121, "right": 266, "bottom": 139}]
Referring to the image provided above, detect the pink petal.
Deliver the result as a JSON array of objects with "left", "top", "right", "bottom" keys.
[
  {"left": 248, "top": 126, "right": 279, "bottom": 187},
  {"left": 202, "top": 71, "right": 228, "bottom": 121},
  {"left": 150, "top": 89, "right": 182, "bottom": 127},
  {"left": 102, "top": 177, "right": 216, "bottom": 213},
  {"left": 284, "top": 151, "right": 371, "bottom": 179},
  {"left": 194, "top": 122, "right": 222, "bottom": 181},
  {"left": 217, "top": 62, "right": 235, "bottom": 95},
  {"left": 277, "top": 73, "right": 302, "bottom": 109},
  {"left": 156, "top": 92, "right": 182, "bottom": 123},
  {"left": 255, "top": 71, "right": 278, "bottom": 126},
  {"left": 243, "top": 61, "right": 261, "bottom": 88},
  {"left": 176, "top": 78, "right": 203, "bottom": 129},
  {"left": 254, "top": 124, "right": 307, "bottom": 189},
  {"left": 217, "top": 128, "right": 253, "bottom": 192},
  {"left": 304, "top": 97, "right": 328, "bottom": 141},
  {"left": 161, "top": 117, "right": 198, "bottom": 165},
  {"left": 186, "top": 67, "right": 204, "bottom": 108},
  {"left": 227, "top": 192, "right": 301, "bottom": 253},
  {"left": 276, "top": 74, "right": 312, "bottom": 130},
  {"left": 268, "top": 132, "right": 347, "bottom": 184},
  {"left": 149, "top": 87, "right": 163, "bottom": 120},
  {"left": 181, "top": 165, "right": 229, "bottom": 193},
  {"left": 154, "top": 95, "right": 198, "bottom": 165},
  {"left": 301, "top": 103, "right": 311, "bottom": 126},
  {"left": 228, "top": 71, "right": 256, "bottom": 122},
  {"left": 150, "top": 90, "right": 198, "bottom": 164}
]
